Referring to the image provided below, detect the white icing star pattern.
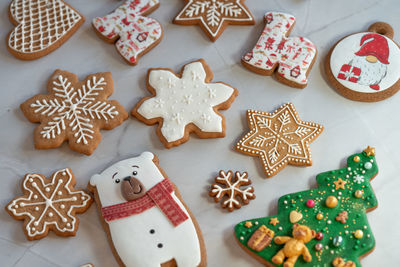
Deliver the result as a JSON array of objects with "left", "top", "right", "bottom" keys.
[
  {"left": 174, "top": 0, "right": 254, "bottom": 40},
  {"left": 135, "top": 60, "right": 237, "bottom": 147},
  {"left": 236, "top": 103, "right": 323, "bottom": 177},
  {"left": 7, "top": 169, "right": 92, "bottom": 240},
  {"left": 353, "top": 175, "right": 365, "bottom": 184}
]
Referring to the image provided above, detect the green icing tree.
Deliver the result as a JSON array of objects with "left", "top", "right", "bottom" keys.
[{"left": 235, "top": 147, "right": 378, "bottom": 267}]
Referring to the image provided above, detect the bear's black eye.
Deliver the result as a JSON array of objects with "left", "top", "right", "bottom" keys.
[
  {"left": 132, "top": 171, "right": 138, "bottom": 176},
  {"left": 115, "top": 179, "right": 120, "bottom": 184}
]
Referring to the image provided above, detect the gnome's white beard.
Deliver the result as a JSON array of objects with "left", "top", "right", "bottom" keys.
[{"left": 350, "top": 56, "right": 387, "bottom": 86}]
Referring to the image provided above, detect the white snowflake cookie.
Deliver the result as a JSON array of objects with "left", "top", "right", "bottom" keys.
[
  {"left": 132, "top": 59, "right": 238, "bottom": 148},
  {"left": 6, "top": 168, "right": 92, "bottom": 241},
  {"left": 209, "top": 170, "right": 255, "bottom": 212},
  {"left": 20, "top": 70, "right": 128, "bottom": 155},
  {"left": 173, "top": 0, "right": 254, "bottom": 41}
]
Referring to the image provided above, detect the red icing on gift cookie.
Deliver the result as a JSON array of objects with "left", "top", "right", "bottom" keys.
[
  {"left": 93, "top": 0, "right": 163, "bottom": 65},
  {"left": 242, "top": 12, "right": 317, "bottom": 88}
]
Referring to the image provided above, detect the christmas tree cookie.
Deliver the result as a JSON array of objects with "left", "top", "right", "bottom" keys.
[{"left": 235, "top": 147, "right": 378, "bottom": 267}]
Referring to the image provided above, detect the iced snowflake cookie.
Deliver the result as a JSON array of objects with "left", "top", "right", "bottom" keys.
[
  {"left": 6, "top": 168, "right": 92, "bottom": 241},
  {"left": 235, "top": 103, "right": 323, "bottom": 178},
  {"left": 92, "top": 0, "right": 163, "bottom": 65},
  {"left": 242, "top": 12, "right": 317, "bottom": 89},
  {"left": 7, "top": 0, "right": 84, "bottom": 60},
  {"left": 20, "top": 70, "right": 128, "bottom": 155},
  {"left": 326, "top": 22, "right": 400, "bottom": 102},
  {"left": 209, "top": 170, "right": 255, "bottom": 212},
  {"left": 173, "top": 0, "right": 254, "bottom": 42},
  {"left": 235, "top": 147, "right": 378, "bottom": 267},
  {"left": 88, "top": 152, "right": 206, "bottom": 267},
  {"left": 132, "top": 59, "right": 238, "bottom": 148}
]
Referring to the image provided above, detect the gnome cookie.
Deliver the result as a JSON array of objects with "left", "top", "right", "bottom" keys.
[
  {"left": 326, "top": 22, "right": 400, "bottom": 102},
  {"left": 88, "top": 152, "right": 206, "bottom": 267}
]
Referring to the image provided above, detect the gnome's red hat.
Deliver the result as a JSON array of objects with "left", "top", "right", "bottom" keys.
[{"left": 355, "top": 33, "right": 390, "bottom": 64}]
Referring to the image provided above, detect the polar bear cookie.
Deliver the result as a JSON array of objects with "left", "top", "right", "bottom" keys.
[{"left": 88, "top": 152, "right": 206, "bottom": 267}]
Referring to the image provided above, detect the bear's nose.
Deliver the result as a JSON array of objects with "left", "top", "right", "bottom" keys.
[{"left": 123, "top": 176, "right": 131, "bottom": 182}]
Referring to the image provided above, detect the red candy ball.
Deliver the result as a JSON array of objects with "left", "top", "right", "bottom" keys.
[
  {"left": 316, "top": 232, "right": 323, "bottom": 240},
  {"left": 306, "top": 199, "right": 315, "bottom": 208}
]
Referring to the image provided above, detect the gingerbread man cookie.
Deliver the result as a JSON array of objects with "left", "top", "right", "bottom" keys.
[
  {"left": 235, "top": 103, "right": 323, "bottom": 178},
  {"left": 242, "top": 12, "right": 317, "bottom": 88},
  {"left": 93, "top": 0, "right": 163, "bottom": 65},
  {"left": 7, "top": 0, "right": 84, "bottom": 60},
  {"left": 132, "top": 59, "right": 238, "bottom": 148},
  {"left": 20, "top": 70, "right": 128, "bottom": 155},
  {"left": 326, "top": 22, "right": 400, "bottom": 102},
  {"left": 173, "top": 0, "right": 255, "bottom": 41},
  {"left": 6, "top": 168, "right": 92, "bottom": 241}
]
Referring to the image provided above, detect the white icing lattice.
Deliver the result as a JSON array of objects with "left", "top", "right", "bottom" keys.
[{"left": 9, "top": 0, "right": 82, "bottom": 54}]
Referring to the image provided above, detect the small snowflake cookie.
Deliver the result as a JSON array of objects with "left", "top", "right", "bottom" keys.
[
  {"left": 173, "top": 0, "right": 255, "bottom": 42},
  {"left": 209, "top": 170, "right": 255, "bottom": 212},
  {"left": 92, "top": 0, "right": 163, "bottom": 65},
  {"left": 20, "top": 70, "right": 128, "bottom": 155},
  {"left": 242, "top": 12, "right": 317, "bottom": 88},
  {"left": 88, "top": 152, "right": 207, "bottom": 267},
  {"left": 326, "top": 22, "right": 400, "bottom": 102},
  {"left": 6, "top": 168, "right": 92, "bottom": 241},
  {"left": 236, "top": 103, "right": 324, "bottom": 178},
  {"left": 7, "top": 0, "right": 84, "bottom": 60},
  {"left": 132, "top": 59, "right": 238, "bottom": 148}
]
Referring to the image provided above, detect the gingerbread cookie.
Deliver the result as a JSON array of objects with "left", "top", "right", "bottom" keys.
[
  {"left": 326, "top": 22, "right": 400, "bottom": 102},
  {"left": 132, "top": 59, "right": 238, "bottom": 148},
  {"left": 20, "top": 70, "right": 128, "bottom": 155},
  {"left": 235, "top": 147, "right": 378, "bottom": 266},
  {"left": 88, "top": 152, "right": 206, "bottom": 267},
  {"left": 242, "top": 12, "right": 317, "bottom": 88},
  {"left": 93, "top": 0, "right": 163, "bottom": 65},
  {"left": 6, "top": 168, "right": 92, "bottom": 241},
  {"left": 7, "top": 0, "right": 84, "bottom": 60},
  {"left": 235, "top": 103, "right": 323, "bottom": 178},
  {"left": 173, "top": 0, "right": 254, "bottom": 42},
  {"left": 209, "top": 170, "right": 255, "bottom": 212}
]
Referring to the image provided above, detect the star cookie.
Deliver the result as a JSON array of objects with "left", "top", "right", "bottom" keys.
[
  {"left": 236, "top": 103, "right": 323, "bottom": 177},
  {"left": 6, "top": 168, "right": 92, "bottom": 241},
  {"left": 132, "top": 59, "right": 238, "bottom": 148},
  {"left": 20, "top": 70, "right": 128, "bottom": 155},
  {"left": 7, "top": 0, "right": 84, "bottom": 60},
  {"left": 173, "top": 0, "right": 254, "bottom": 41}
]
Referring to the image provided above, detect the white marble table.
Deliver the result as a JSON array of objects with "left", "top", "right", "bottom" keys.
[{"left": 1, "top": 0, "right": 399, "bottom": 266}]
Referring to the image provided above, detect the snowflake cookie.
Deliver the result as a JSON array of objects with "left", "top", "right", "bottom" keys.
[
  {"left": 236, "top": 103, "right": 323, "bottom": 178},
  {"left": 6, "top": 168, "right": 92, "bottom": 241},
  {"left": 173, "top": 0, "right": 254, "bottom": 41},
  {"left": 132, "top": 59, "right": 238, "bottom": 148},
  {"left": 7, "top": 0, "right": 84, "bottom": 60},
  {"left": 209, "top": 170, "right": 255, "bottom": 212},
  {"left": 92, "top": 0, "right": 163, "bottom": 65},
  {"left": 20, "top": 70, "right": 128, "bottom": 155}
]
